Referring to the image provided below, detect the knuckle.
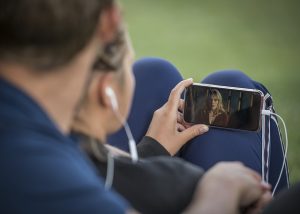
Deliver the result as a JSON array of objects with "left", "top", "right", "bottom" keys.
[
  {"left": 154, "top": 108, "right": 168, "bottom": 118},
  {"left": 215, "top": 162, "right": 231, "bottom": 169},
  {"left": 154, "top": 109, "right": 161, "bottom": 115},
  {"left": 170, "top": 88, "right": 177, "bottom": 97},
  {"left": 233, "top": 162, "right": 244, "bottom": 167},
  {"left": 192, "top": 128, "right": 200, "bottom": 137},
  {"left": 216, "top": 162, "right": 226, "bottom": 168},
  {"left": 178, "top": 117, "right": 183, "bottom": 124}
]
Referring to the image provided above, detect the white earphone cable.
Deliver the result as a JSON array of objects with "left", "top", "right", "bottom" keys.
[
  {"left": 106, "top": 87, "right": 138, "bottom": 163},
  {"left": 90, "top": 138, "right": 115, "bottom": 190},
  {"left": 114, "top": 110, "right": 138, "bottom": 163}
]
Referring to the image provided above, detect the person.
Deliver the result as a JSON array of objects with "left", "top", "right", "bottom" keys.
[
  {"left": 71, "top": 27, "right": 206, "bottom": 214},
  {"left": 0, "top": 0, "right": 273, "bottom": 213},
  {"left": 200, "top": 89, "right": 229, "bottom": 127},
  {"left": 108, "top": 64, "right": 289, "bottom": 194},
  {"left": 71, "top": 25, "right": 272, "bottom": 213},
  {"left": 0, "top": 0, "right": 132, "bottom": 213}
]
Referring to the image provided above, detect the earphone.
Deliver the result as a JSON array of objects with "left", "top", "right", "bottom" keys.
[
  {"left": 105, "top": 87, "right": 138, "bottom": 163},
  {"left": 105, "top": 87, "right": 118, "bottom": 111},
  {"left": 101, "top": 87, "right": 139, "bottom": 190}
]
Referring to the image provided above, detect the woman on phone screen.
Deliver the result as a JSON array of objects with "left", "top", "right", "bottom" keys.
[{"left": 204, "top": 89, "right": 229, "bottom": 127}]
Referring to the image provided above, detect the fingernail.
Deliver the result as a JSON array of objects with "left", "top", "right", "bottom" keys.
[
  {"left": 187, "top": 78, "right": 193, "bottom": 82},
  {"left": 200, "top": 125, "right": 209, "bottom": 133}
]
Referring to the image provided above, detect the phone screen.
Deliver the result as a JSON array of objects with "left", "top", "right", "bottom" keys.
[{"left": 183, "top": 84, "right": 263, "bottom": 131}]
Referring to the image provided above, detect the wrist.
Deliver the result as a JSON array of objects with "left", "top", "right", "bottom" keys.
[{"left": 145, "top": 133, "right": 176, "bottom": 156}]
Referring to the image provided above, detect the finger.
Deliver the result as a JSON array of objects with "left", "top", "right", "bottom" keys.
[
  {"left": 177, "top": 123, "right": 186, "bottom": 132},
  {"left": 251, "top": 171, "right": 262, "bottom": 182},
  {"left": 232, "top": 163, "right": 262, "bottom": 183},
  {"left": 178, "top": 99, "right": 185, "bottom": 113},
  {"left": 245, "top": 191, "right": 272, "bottom": 214},
  {"left": 177, "top": 112, "right": 184, "bottom": 124},
  {"left": 255, "top": 191, "right": 272, "bottom": 211},
  {"left": 179, "top": 124, "right": 209, "bottom": 143},
  {"left": 177, "top": 113, "right": 191, "bottom": 129},
  {"left": 167, "top": 78, "right": 193, "bottom": 113},
  {"left": 243, "top": 167, "right": 262, "bottom": 182},
  {"left": 177, "top": 111, "right": 192, "bottom": 129},
  {"left": 260, "top": 181, "right": 272, "bottom": 191}
]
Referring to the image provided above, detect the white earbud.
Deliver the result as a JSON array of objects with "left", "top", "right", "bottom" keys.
[
  {"left": 105, "top": 87, "right": 138, "bottom": 163},
  {"left": 105, "top": 87, "right": 118, "bottom": 111}
]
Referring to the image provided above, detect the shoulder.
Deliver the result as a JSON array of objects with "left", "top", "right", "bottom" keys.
[{"left": 0, "top": 133, "right": 128, "bottom": 214}]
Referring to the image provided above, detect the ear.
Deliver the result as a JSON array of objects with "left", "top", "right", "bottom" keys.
[{"left": 98, "top": 4, "right": 122, "bottom": 44}]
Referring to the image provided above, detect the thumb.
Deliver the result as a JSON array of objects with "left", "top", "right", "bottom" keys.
[{"left": 180, "top": 124, "right": 209, "bottom": 143}]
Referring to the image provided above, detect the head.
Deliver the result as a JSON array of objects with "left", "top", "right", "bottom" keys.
[
  {"left": 208, "top": 89, "right": 225, "bottom": 113},
  {"left": 72, "top": 26, "right": 136, "bottom": 142},
  {"left": 0, "top": 0, "right": 122, "bottom": 132},
  {"left": 0, "top": 0, "right": 119, "bottom": 69}
]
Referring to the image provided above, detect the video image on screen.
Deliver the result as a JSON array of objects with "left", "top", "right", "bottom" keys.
[{"left": 184, "top": 85, "right": 262, "bottom": 131}]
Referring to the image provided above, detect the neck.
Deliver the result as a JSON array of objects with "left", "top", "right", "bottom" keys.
[
  {"left": 72, "top": 98, "right": 109, "bottom": 143},
  {"left": 0, "top": 67, "right": 81, "bottom": 133},
  {"left": 72, "top": 115, "right": 107, "bottom": 143},
  {"left": 0, "top": 57, "right": 96, "bottom": 134},
  {"left": 0, "top": 38, "right": 99, "bottom": 134}
]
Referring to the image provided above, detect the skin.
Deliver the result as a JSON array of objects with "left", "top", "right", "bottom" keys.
[
  {"left": 209, "top": 95, "right": 222, "bottom": 124},
  {"left": 0, "top": 4, "right": 122, "bottom": 134},
  {"left": 146, "top": 79, "right": 210, "bottom": 155},
  {"left": 211, "top": 95, "right": 219, "bottom": 111},
  {"left": 185, "top": 162, "right": 272, "bottom": 214},
  {"left": 72, "top": 42, "right": 136, "bottom": 143},
  {"left": 0, "top": 39, "right": 99, "bottom": 133}
]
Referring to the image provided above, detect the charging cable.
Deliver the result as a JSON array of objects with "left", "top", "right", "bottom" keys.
[{"left": 261, "top": 110, "right": 288, "bottom": 196}]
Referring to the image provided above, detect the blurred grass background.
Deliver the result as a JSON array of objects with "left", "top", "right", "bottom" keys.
[{"left": 121, "top": 0, "right": 300, "bottom": 183}]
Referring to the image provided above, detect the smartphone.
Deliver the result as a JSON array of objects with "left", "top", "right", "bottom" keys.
[{"left": 183, "top": 83, "right": 264, "bottom": 132}]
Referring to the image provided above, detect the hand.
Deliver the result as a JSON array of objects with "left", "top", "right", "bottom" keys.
[
  {"left": 244, "top": 191, "right": 272, "bottom": 214},
  {"left": 185, "top": 162, "right": 272, "bottom": 214},
  {"left": 146, "top": 78, "right": 209, "bottom": 155},
  {"left": 205, "top": 162, "right": 271, "bottom": 208}
]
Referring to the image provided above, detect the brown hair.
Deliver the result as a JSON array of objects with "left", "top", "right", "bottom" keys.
[
  {"left": 0, "top": 0, "right": 114, "bottom": 70},
  {"left": 92, "top": 25, "right": 128, "bottom": 73},
  {"left": 208, "top": 89, "right": 226, "bottom": 113}
]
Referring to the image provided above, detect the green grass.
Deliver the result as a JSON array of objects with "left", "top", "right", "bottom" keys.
[{"left": 121, "top": 0, "right": 300, "bottom": 183}]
